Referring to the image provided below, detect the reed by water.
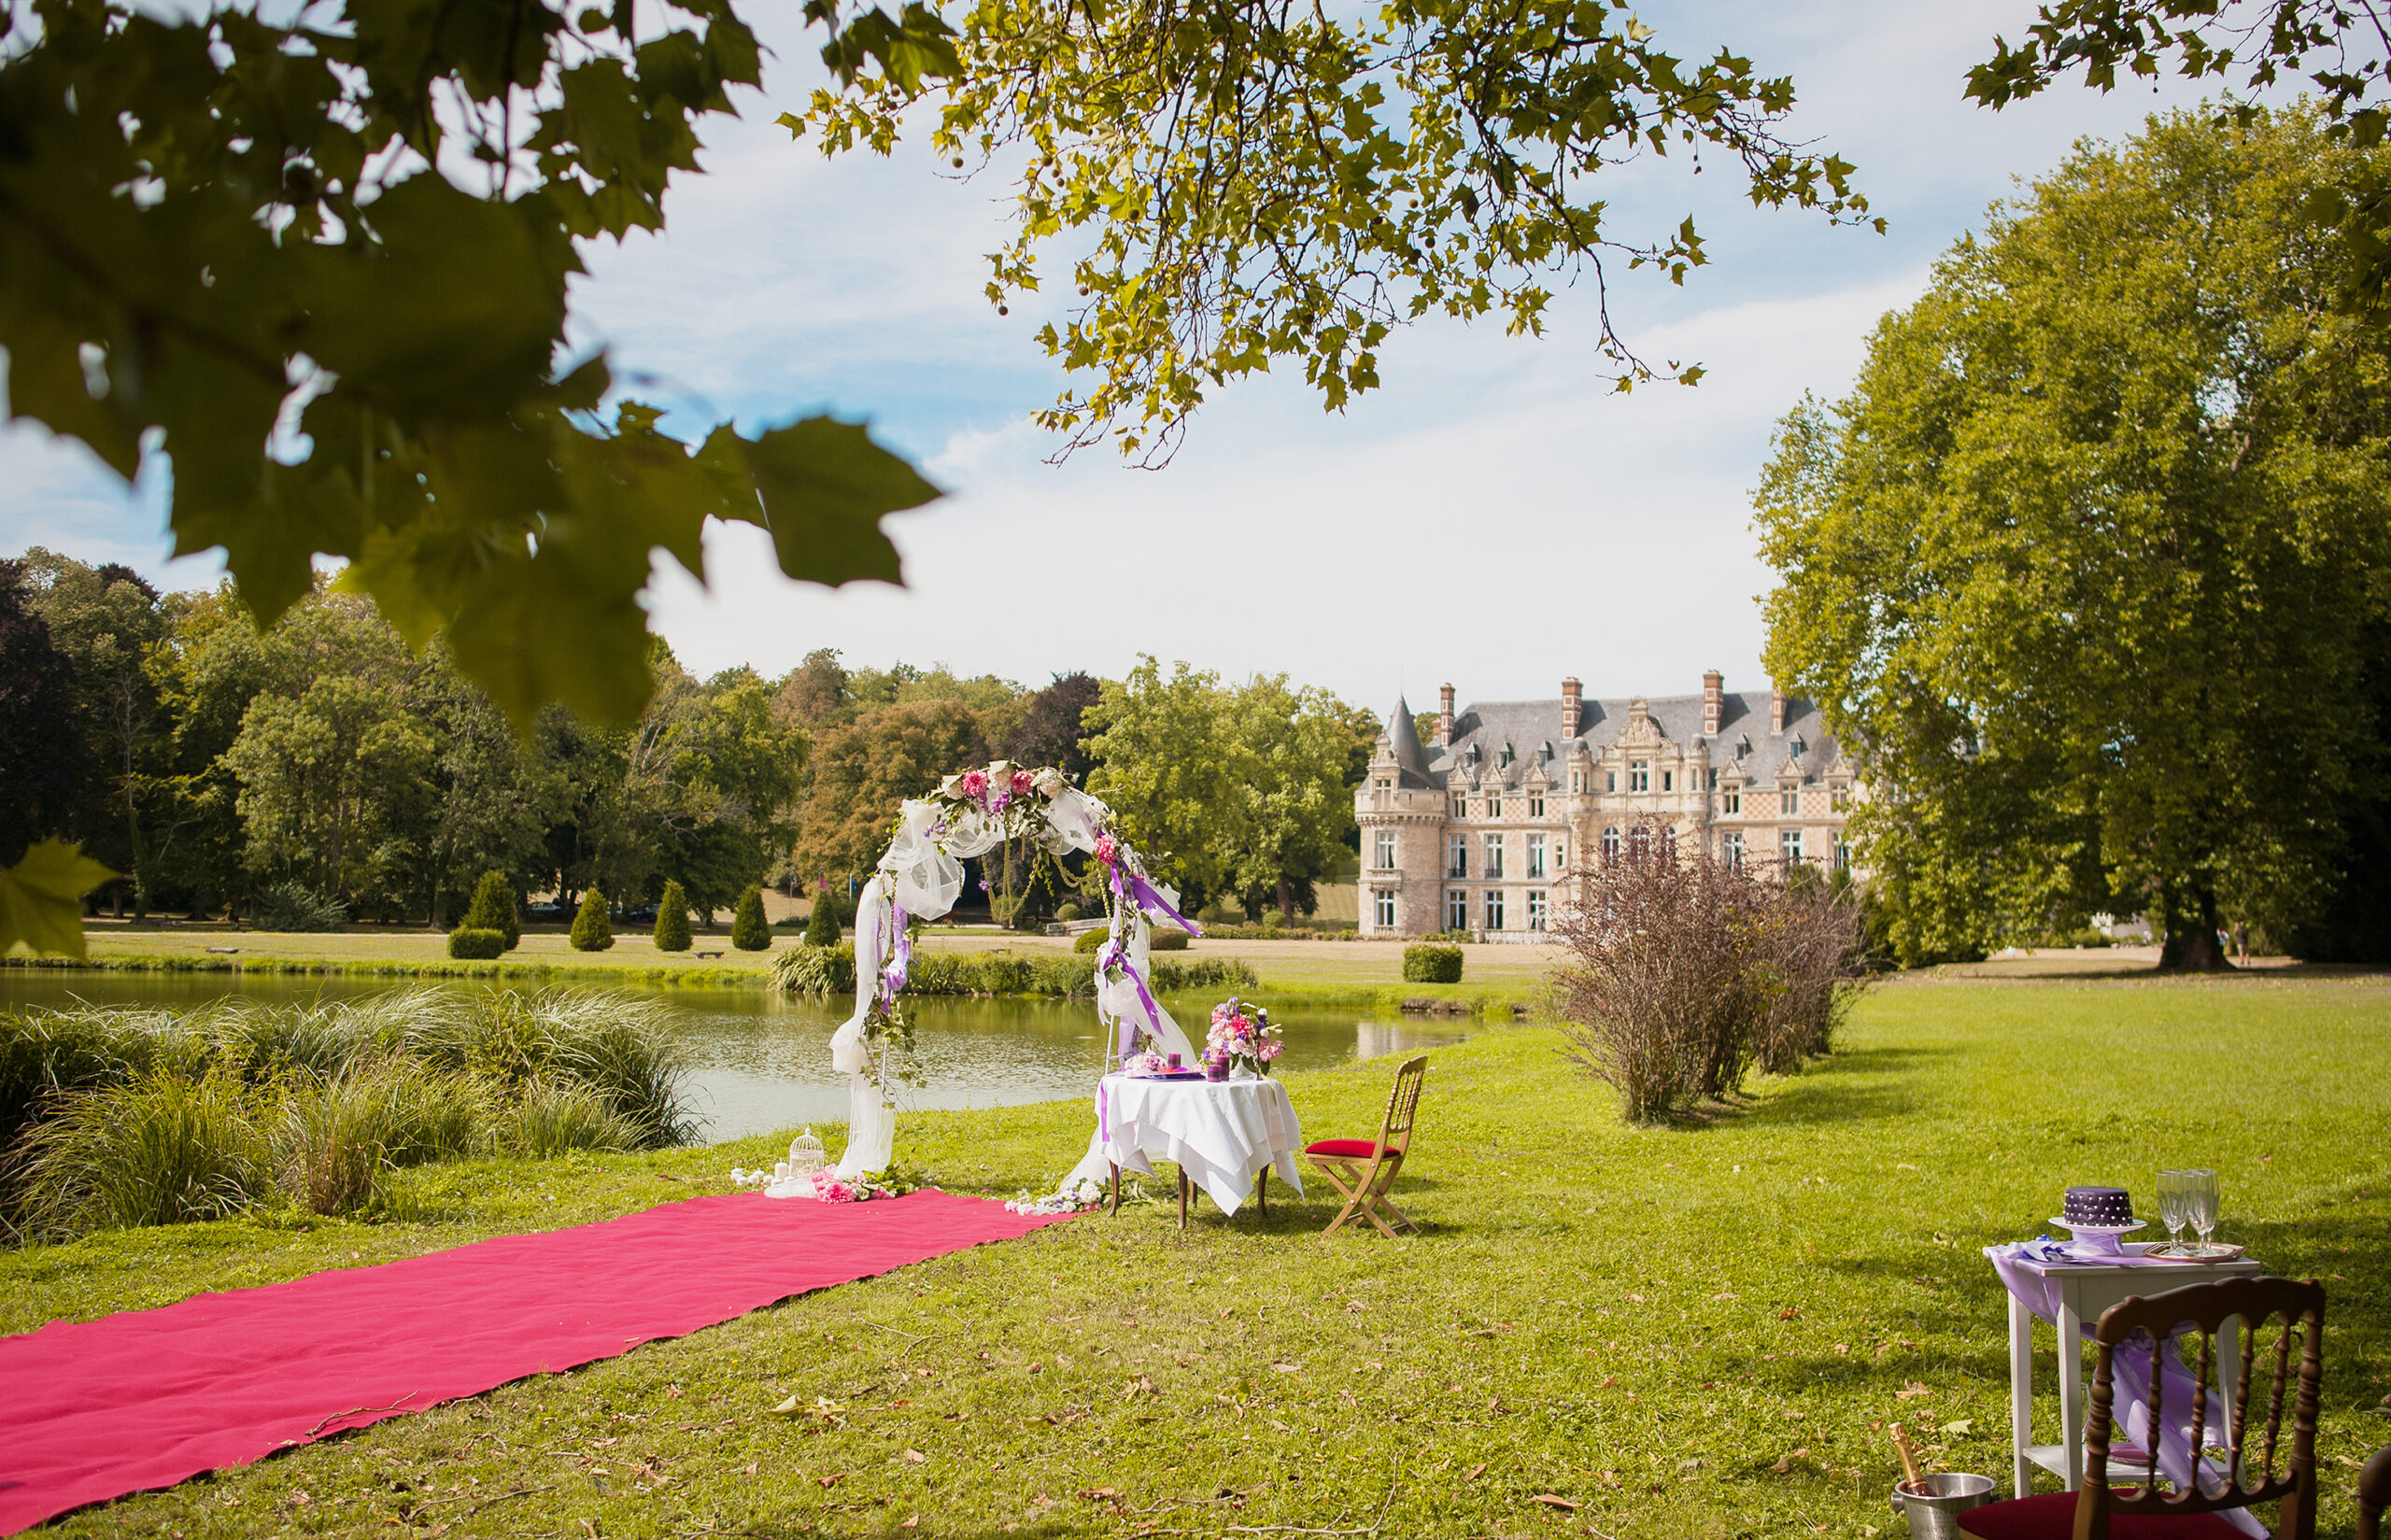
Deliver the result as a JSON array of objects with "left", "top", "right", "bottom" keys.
[{"left": 0, "top": 988, "right": 693, "bottom": 1242}]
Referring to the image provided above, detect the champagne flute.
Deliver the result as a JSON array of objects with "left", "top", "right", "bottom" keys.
[
  {"left": 2158, "top": 1170, "right": 2191, "bottom": 1250},
  {"left": 2186, "top": 1168, "right": 2220, "bottom": 1250}
]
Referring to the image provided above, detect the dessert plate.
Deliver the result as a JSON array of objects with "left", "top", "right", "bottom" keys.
[{"left": 2143, "top": 1241, "right": 2246, "bottom": 1262}]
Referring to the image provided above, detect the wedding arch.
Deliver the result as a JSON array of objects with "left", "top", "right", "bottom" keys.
[{"left": 823, "top": 761, "right": 1201, "bottom": 1180}]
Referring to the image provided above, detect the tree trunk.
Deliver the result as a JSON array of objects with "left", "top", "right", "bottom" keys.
[
  {"left": 1277, "top": 876, "right": 1295, "bottom": 925},
  {"left": 2157, "top": 881, "right": 2233, "bottom": 972}
]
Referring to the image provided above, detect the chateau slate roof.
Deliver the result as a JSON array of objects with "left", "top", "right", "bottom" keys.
[
  {"left": 1417, "top": 689, "right": 1843, "bottom": 791},
  {"left": 1384, "top": 698, "right": 1434, "bottom": 788}
]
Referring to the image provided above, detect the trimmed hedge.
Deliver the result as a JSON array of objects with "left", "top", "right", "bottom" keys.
[
  {"left": 804, "top": 899, "right": 840, "bottom": 947},
  {"left": 446, "top": 927, "right": 507, "bottom": 960},
  {"left": 654, "top": 880, "right": 692, "bottom": 953},
  {"left": 570, "top": 890, "right": 615, "bottom": 952},
  {"left": 1403, "top": 942, "right": 1464, "bottom": 983},
  {"left": 460, "top": 870, "right": 519, "bottom": 950},
  {"left": 730, "top": 887, "right": 771, "bottom": 951},
  {"left": 1073, "top": 927, "right": 1191, "bottom": 954},
  {"left": 771, "top": 945, "right": 1256, "bottom": 999}
]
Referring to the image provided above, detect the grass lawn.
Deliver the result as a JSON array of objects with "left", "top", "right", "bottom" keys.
[{"left": 5, "top": 972, "right": 2388, "bottom": 1538}]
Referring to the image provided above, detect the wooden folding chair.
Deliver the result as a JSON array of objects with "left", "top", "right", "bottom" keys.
[
  {"left": 1301, "top": 1054, "right": 1426, "bottom": 1236},
  {"left": 2359, "top": 1440, "right": 2391, "bottom": 1540},
  {"left": 1957, "top": 1274, "right": 2326, "bottom": 1540}
]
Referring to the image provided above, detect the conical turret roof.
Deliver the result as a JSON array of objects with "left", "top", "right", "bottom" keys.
[{"left": 1387, "top": 698, "right": 1432, "bottom": 785}]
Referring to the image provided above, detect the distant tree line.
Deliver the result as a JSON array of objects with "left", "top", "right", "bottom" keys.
[{"left": 0, "top": 551, "right": 1376, "bottom": 929}]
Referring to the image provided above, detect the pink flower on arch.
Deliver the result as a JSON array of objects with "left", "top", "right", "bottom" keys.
[
  {"left": 1095, "top": 834, "right": 1119, "bottom": 866},
  {"left": 1011, "top": 768, "right": 1036, "bottom": 796},
  {"left": 957, "top": 770, "right": 988, "bottom": 801}
]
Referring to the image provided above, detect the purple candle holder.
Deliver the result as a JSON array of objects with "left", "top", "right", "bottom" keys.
[
  {"left": 1167, "top": 1052, "right": 1182, "bottom": 1070},
  {"left": 1203, "top": 1062, "right": 1228, "bottom": 1082}
]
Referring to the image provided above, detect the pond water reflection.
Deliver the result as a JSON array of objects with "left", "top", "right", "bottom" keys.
[{"left": 0, "top": 973, "right": 1464, "bottom": 1143}]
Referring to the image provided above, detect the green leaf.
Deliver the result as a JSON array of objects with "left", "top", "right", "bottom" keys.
[
  {"left": 0, "top": 841, "right": 116, "bottom": 959},
  {"left": 717, "top": 417, "right": 940, "bottom": 587}
]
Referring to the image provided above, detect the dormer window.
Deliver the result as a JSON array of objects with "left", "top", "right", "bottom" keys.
[
  {"left": 1450, "top": 796, "right": 1466, "bottom": 819},
  {"left": 1792, "top": 735, "right": 1808, "bottom": 757},
  {"left": 1374, "top": 778, "right": 1390, "bottom": 790},
  {"left": 1629, "top": 760, "right": 1650, "bottom": 793},
  {"left": 1780, "top": 787, "right": 1800, "bottom": 816},
  {"left": 1487, "top": 795, "right": 1503, "bottom": 819},
  {"left": 1499, "top": 742, "right": 1515, "bottom": 768}
]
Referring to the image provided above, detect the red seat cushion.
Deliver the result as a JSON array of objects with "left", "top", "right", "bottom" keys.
[
  {"left": 1956, "top": 1491, "right": 2260, "bottom": 1540},
  {"left": 1304, "top": 1139, "right": 1381, "bottom": 1160}
]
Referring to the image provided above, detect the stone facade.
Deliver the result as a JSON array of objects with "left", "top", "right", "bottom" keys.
[{"left": 1354, "top": 673, "right": 1854, "bottom": 940}]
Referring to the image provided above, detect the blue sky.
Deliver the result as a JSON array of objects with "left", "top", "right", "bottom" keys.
[{"left": 0, "top": 1, "right": 2244, "bottom": 715}]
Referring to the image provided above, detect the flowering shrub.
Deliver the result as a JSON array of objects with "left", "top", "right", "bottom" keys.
[{"left": 1205, "top": 996, "right": 1284, "bottom": 1075}]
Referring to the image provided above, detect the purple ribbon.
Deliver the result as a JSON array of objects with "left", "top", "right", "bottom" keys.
[
  {"left": 880, "top": 904, "right": 912, "bottom": 1004},
  {"left": 1096, "top": 937, "right": 1171, "bottom": 1058},
  {"left": 1110, "top": 867, "right": 1204, "bottom": 939}
]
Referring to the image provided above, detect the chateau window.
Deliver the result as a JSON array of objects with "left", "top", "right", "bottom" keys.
[
  {"left": 1570, "top": 770, "right": 1583, "bottom": 793},
  {"left": 1447, "top": 888, "right": 1469, "bottom": 932},
  {"left": 1605, "top": 770, "right": 1618, "bottom": 793},
  {"left": 1723, "top": 786, "right": 1741, "bottom": 815},
  {"left": 1555, "top": 839, "right": 1567, "bottom": 869},
  {"left": 1529, "top": 797, "right": 1545, "bottom": 818},
  {"left": 1781, "top": 828, "right": 1804, "bottom": 863},
  {"left": 1448, "top": 834, "right": 1468, "bottom": 879},
  {"left": 1374, "top": 831, "right": 1397, "bottom": 870},
  {"left": 1723, "top": 831, "right": 1745, "bottom": 869},
  {"left": 1831, "top": 785, "right": 1851, "bottom": 811},
  {"left": 1661, "top": 826, "right": 1677, "bottom": 861},
  {"left": 1601, "top": 826, "right": 1620, "bottom": 864},
  {"left": 1780, "top": 788, "right": 1800, "bottom": 816},
  {"left": 1526, "top": 833, "right": 1547, "bottom": 877},
  {"left": 1373, "top": 778, "right": 1390, "bottom": 790},
  {"left": 1527, "top": 890, "right": 1548, "bottom": 931},
  {"left": 1832, "top": 833, "right": 1851, "bottom": 872},
  {"left": 1487, "top": 796, "right": 1503, "bottom": 819},
  {"left": 1662, "top": 770, "right": 1674, "bottom": 792},
  {"left": 1450, "top": 797, "right": 1466, "bottom": 819},
  {"left": 1627, "top": 825, "right": 1650, "bottom": 860},
  {"left": 1374, "top": 889, "right": 1397, "bottom": 927},
  {"left": 1629, "top": 761, "right": 1649, "bottom": 792},
  {"left": 1483, "top": 833, "right": 1505, "bottom": 878},
  {"left": 1708, "top": 768, "right": 1719, "bottom": 790},
  {"left": 1483, "top": 889, "right": 1505, "bottom": 930}
]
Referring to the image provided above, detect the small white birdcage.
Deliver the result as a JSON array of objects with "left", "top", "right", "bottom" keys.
[{"left": 786, "top": 1128, "right": 827, "bottom": 1180}]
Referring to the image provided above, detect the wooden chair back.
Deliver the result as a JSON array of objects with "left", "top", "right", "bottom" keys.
[
  {"left": 1373, "top": 1055, "right": 1428, "bottom": 1162},
  {"left": 2357, "top": 1441, "right": 2391, "bottom": 1540},
  {"left": 2084, "top": 1275, "right": 2326, "bottom": 1540}
]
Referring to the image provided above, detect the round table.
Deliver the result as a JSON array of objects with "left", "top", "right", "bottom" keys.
[{"left": 1096, "top": 1072, "right": 1305, "bottom": 1227}]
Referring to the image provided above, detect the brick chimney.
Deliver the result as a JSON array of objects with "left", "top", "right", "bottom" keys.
[
  {"left": 1770, "top": 681, "right": 1787, "bottom": 734},
  {"left": 1560, "top": 676, "right": 1582, "bottom": 739},
  {"left": 1437, "top": 683, "right": 1455, "bottom": 744},
  {"left": 1702, "top": 670, "right": 1722, "bottom": 738}
]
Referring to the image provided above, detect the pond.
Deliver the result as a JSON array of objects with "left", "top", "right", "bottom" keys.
[{"left": 0, "top": 974, "right": 1464, "bottom": 1145}]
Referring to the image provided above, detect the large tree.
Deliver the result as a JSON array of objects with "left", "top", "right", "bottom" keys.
[
  {"left": 0, "top": 558, "right": 83, "bottom": 866},
  {"left": 1756, "top": 107, "right": 2391, "bottom": 970},
  {"left": 789, "top": 700, "right": 990, "bottom": 889}
]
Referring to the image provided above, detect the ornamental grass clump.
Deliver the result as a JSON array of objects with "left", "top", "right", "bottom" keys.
[
  {"left": 1552, "top": 818, "right": 1867, "bottom": 1123},
  {"left": 0, "top": 987, "right": 693, "bottom": 1238},
  {"left": 12, "top": 1067, "right": 266, "bottom": 1238}
]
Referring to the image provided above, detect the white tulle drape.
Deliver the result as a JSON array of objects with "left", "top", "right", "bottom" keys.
[{"left": 810, "top": 782, "right": 1197, "bottom": 1184}]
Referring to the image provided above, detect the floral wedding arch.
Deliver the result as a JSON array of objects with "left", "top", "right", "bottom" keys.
[{"left": 823, "top": 761, "right": 1202, "bottom": 1180}]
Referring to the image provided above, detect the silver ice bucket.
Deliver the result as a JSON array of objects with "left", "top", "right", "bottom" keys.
[{"left": 1889, "top": 1474, "right": 1996, "bottom": 1540}]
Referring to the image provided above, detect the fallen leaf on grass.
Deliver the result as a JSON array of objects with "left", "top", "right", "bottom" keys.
[
  {"left": 1532, "top": 1494, "right": 1580, "bottom": 1510},
  {"left": 768, "top": 1396, "right": 801, "bottom": 1419},
  {"left": 1464, "top": 1462, "right": 1487, "bottom": 1482},
  {"left": 818, "top": 1474, "right": 844, "bottom": 1489},
  {"left": 1941, "top": 1420, "right": 1974, "bottom": 1436},
  {"left": 1771, "top": 1456, "right": 1793, "bottom": 1475},
  {"left": 1779, "top": 1307, "right": 1799, "bottom": 1320},
  {"left": 1897, "top": 1383, "right": 1933, "bottom": 1400},
  {"left": 1271, "top": 1362, "right": 1303, "bottom": 1373},
  {"left": 742, "top": 1463, "right": 758, "bottom": 1477},
  {"left": 903, "top": 1448, "right": 927, "bottom": 1464},
  {"left": 901, "top": 1519, "right": 918, "bottom": 1531}
]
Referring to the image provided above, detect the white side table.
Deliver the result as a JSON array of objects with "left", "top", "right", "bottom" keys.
[{"left": 1997, "top": 1247, "right": 2263, "bottom": 1497}]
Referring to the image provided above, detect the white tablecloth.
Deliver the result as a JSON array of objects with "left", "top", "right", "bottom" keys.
[{"left": 1098, "top": 1074, "right": 1305, "bottom": 1215}]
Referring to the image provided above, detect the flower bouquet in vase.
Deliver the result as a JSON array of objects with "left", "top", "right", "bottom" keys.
[{"left": 1205, "top": 997, "right": 1283, "bottom": 1079}]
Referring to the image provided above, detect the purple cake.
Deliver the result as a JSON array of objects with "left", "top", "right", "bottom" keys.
[{"left": 2062, "top": 1186, "right": 2135, "bottom": 1227}]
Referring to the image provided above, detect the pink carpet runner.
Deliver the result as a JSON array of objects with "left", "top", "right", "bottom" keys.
[{"left": 0, "top": 1189, "right": 1071, "bottom": 1533}]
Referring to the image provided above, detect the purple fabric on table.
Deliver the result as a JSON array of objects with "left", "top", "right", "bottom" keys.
[{"left": 1988, "top": 1245, "right": 2265, "bottom": 1538}]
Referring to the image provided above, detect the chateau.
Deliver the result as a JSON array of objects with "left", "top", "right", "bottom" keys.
[{"left": 1354, "top": 673, "right": 1854, "bottom": 940}]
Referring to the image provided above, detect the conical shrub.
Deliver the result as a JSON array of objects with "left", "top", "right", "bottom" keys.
[
  {"left": 730, "top": 886, "right": 771, "bottom": 951},
  {"left": 805, "top": 893, "right": 840, "bottom": 946},
  {"left": 654, "top": 880, "right": 692, "bottom": 952},
  {"left": 570, "top": 889, "right": 614, "bottom": 952},
  {"left": 460, "top": 869, "right": 519, "bottom": 950}
]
